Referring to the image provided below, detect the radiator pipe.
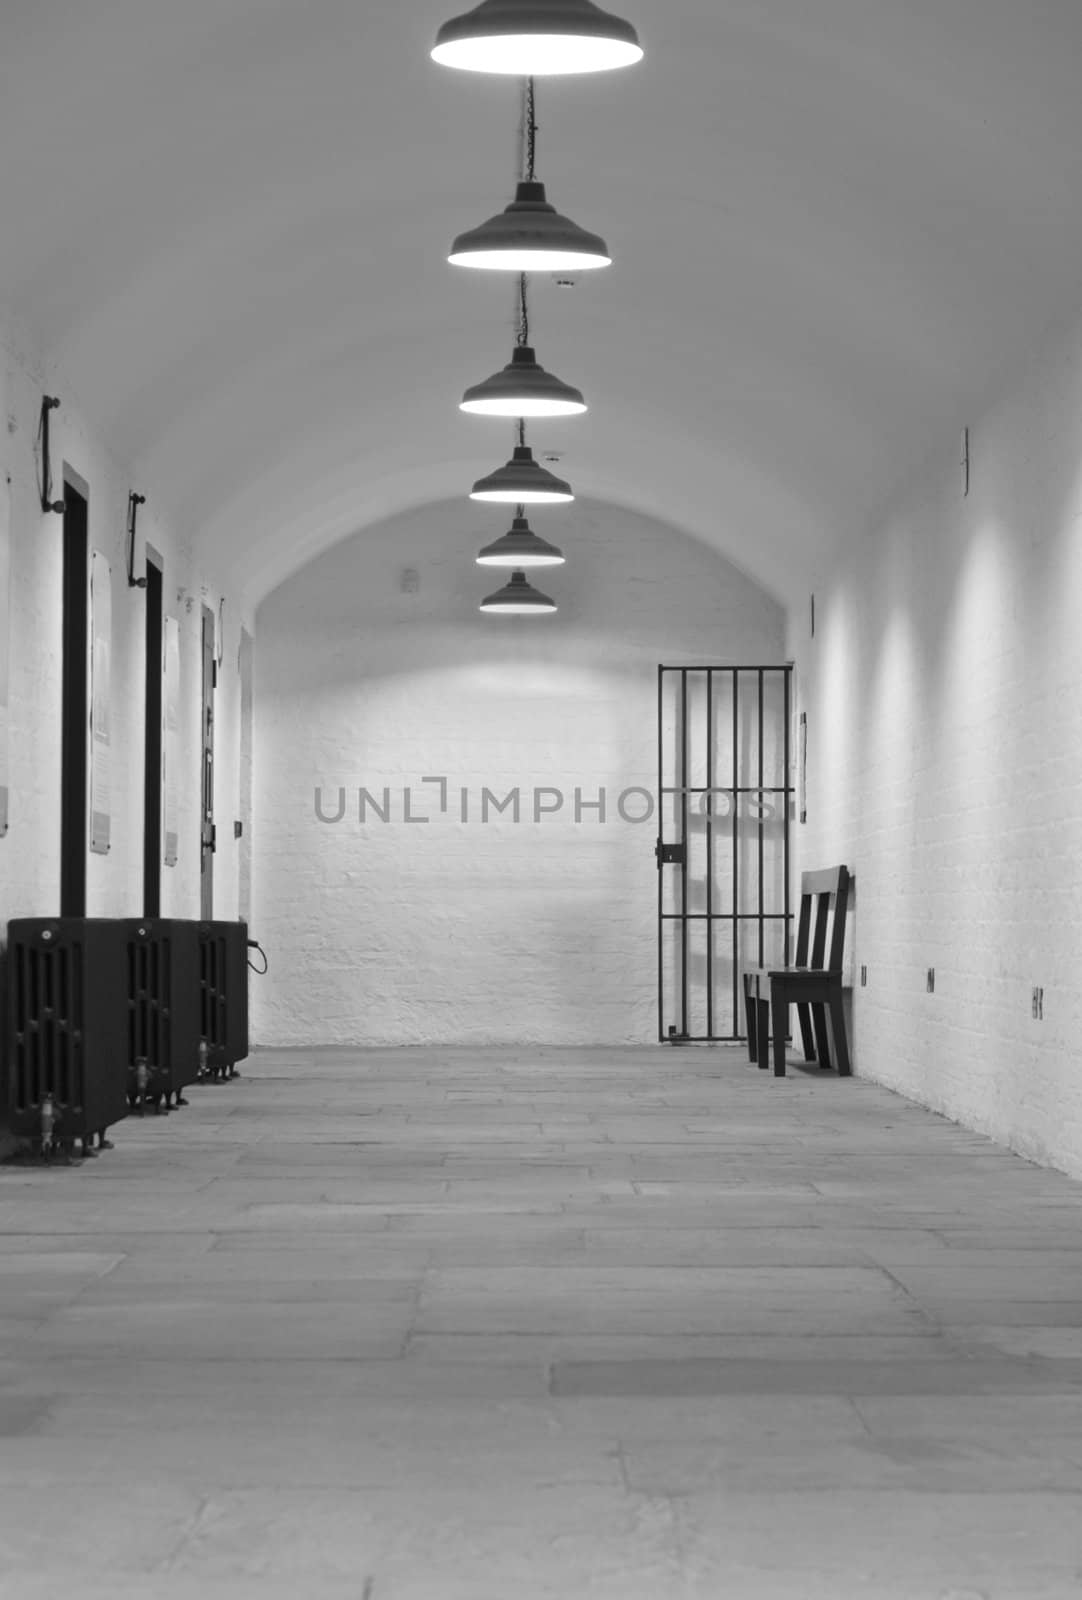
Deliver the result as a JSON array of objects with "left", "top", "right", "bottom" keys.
[
  {"left": 40, "top": 1094, "right": 56, "bottom": 1156},
  {"left": 135, "top": 1057, "right": 149, "bottom": 1112}
]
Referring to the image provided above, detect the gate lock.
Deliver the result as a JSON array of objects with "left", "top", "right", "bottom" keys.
[{"left": 655, "top": 840, "right": 685, "bottom": 866}]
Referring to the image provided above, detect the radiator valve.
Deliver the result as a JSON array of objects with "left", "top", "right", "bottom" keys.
[
  {"left": 40, "top": 1094, "right": 56, "bottom": 1156},
  {"left": 135, "top": 1057, "right": 149, "bottom": 1102}
]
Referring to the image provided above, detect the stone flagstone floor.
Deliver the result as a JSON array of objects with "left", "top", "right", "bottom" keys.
[{"left": 2, "top": 1045, "right": 1082, "bottom": 1598}]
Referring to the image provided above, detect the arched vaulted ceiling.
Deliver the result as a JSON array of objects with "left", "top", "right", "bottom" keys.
[{"left": 3, "top": 1, "right": 1082, "bottom": 610}]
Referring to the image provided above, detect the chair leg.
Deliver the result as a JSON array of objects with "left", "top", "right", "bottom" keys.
[
  {"left": 772, "top": 996, "right": 788, "bottom": 1077},
  {"left": 756, "top": 996, "right": 770, "bottom": 1071},
  {"left": 811, "top": 1002, "right": 832, "bottom": 1070},
  {"left": 797, "top": 1003, "right": 816, "bottom": 1061},
  {"left": 828, "top": 991, "right": 851, "bottom": 1077},
  {"left": 744, "top": 977, "right": 758, "bottom": 1064}
]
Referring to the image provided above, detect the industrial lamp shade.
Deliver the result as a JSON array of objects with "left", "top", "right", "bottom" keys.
[
  {"left": 449, "top": 181, "right": 611, "bottom": 272},
  {"left": 476, "top": 514, "right": 565, "bottom": 567},
  {"left": 461, "top": 346, "right": 587, "bottom": 418},
  {"left": 480, "top": 569, "right": 558, "bottom": 614},
  {"left": 432, "top": 0, "right": 643, "bottom": 75},
  {"left": 471, "top": 445, "right": 574, "bottom": 504}
]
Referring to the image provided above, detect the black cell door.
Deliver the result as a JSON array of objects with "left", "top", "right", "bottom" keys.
[
  {"left": 143, "top": 554, "right": 164, "bottom": 917},
  {"left": 657, "top": 665, "right": 793, "bottom": 1042},
  {"left": 60, "top": 481, "right": 89, "bottom": 917},
  {"left": 199, "top": 606, "right": 216, "bottom": 920}
]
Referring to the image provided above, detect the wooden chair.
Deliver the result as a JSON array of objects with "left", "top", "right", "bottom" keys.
[{"left": 742, "top": 866, "right": 851, "bottom": 1078}]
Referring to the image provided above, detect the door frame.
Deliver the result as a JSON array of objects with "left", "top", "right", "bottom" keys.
[{"left": 657, "top": 664, "right": 793, "bottom": 1042}]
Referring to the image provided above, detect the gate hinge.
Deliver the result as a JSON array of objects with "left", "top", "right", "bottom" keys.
[{"left": 655, "top": 840, "right": 685, "bottom": 867}]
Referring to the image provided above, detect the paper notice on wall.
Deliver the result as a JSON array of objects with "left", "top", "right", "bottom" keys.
[
  {"left": 89, "top": 551, "right": 112, "bottom": 854},
  {"left": 799, "top": 711, "right": 808, "bottom": 826},
  {"left": 0, "top": 476, "right": 10, "bottom": 839},
  {"left": 164, "top": 615, "right": 180, "bottom": 867}
]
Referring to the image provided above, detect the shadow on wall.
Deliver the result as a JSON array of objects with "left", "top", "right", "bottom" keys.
[{"left": 252, "top": 497, "right": 786, "bottom": 1048}]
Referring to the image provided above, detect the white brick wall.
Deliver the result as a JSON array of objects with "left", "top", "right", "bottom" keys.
[
  {"left": 253, "top": 499, "right": 785, "bottom": 1046},
  {"left": 792, "top": 307, "right": 1082, "bottom": 1180},
  {"left": 0, "top": 318, "right": 248, "bottom": 929}
]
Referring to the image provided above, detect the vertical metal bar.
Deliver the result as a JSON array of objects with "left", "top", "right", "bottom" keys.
[
  {"left": 731, "top": 667, "right": 739, "bottom": 1039},
  {"left": 681, "top": 668, "right": 689, "bottom": 1039},
  {"left": 706, "top": 669, "right": 714, "bottom": 1040},
  {"left": 657, "top": 666, "right": 664, "bottom": 1042},
  {"left": 784, "top": 667, "right": 792, "bottom": 963},
  {"left": 758, "top": 668, "right": 765, "bottom": 971}
]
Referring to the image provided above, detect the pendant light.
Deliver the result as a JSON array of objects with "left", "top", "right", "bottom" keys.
[
  {"left": 449, "top": 79, "right": 610, "bottom": 272},
  {"left": 480, "top": 569, "right": 558, "bottom": 614},
  {"left": 477, "top": 510, "right": 565, "bottom": 567},
  {"left": 450, "top": 179, "right": 609, "bottom": 272},
  {"left": 433, "top": 0, "right": 643, "bottom": 76},
  {"left": 471, "top": 426, "right": 574, "bottom": 504},
  {"left": 461, "top": 277, "right": 587, "bottom": 416},
  {"left": 462, "top": 344, "right": 586, "bottom": 416}
]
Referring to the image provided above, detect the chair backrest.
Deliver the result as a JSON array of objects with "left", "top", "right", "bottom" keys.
[{"left": 792, "top": 866, "right": 850, "bottom": 971}]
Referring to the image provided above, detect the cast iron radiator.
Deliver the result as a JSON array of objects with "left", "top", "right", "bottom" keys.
[
  {"left": 123, "top": 919, "right": 202, "bottom": 1110},
  {"left": 197, "top": 920, "right": 250, "bottom": 1078},
  {"left": 4, "top": 919, "right": 130, "bottom": 1149}
]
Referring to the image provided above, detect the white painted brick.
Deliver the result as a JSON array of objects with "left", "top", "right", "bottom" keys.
[
  {"left": 0, "top": 319, "right": 249, "bottom": 928},
  {"left": 253, "top": 500, "right": 785, "bottom": 1048},
  {"left": 791, "top": 307, "right": 1082, "bottom": 1180}
]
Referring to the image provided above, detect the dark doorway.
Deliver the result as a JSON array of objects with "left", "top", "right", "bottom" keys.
[
  {"left": 657, "top": 665, "right": 793, "bottom": 1042},
  {"left": 200, "top": 605, "right": 216, "bottom": 920},
  {"left": 143, "top": 551, "right": 164, "bottom": 917},
  {"left": 60, "top": 478, "right": 89, "bottom": 917}
]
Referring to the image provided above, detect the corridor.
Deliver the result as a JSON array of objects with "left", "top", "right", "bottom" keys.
[{"left": 2, "top": 1048, "right": 1081, "bottom": 1597}]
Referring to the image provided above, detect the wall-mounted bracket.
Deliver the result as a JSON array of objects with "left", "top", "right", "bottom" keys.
[
  {"left": 962, "top": 428, "right": 970, "bottom": 498},
  {"left": 126, "top": 492, "right": 147, "bottom": 588},
  {"left": 38, "top": 396, "right": 66, "bottom": 514}
]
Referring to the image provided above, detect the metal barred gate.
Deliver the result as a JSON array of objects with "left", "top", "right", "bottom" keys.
[{"left": 657, "top": 665, "right": 793, "bottom": 1042}]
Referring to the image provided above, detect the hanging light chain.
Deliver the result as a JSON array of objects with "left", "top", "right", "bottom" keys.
[
  {"left": 514, "top": 83, "right": 534, "bottom": 457},
  {"left": 514, "top": 83, "right": 533, "bottom": 351},
  {"left": 517, "top": 273, "right": 530, "bottom": 347},
  {"left": 523, "top": 76, "right": 538, "bottom": 182}
]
